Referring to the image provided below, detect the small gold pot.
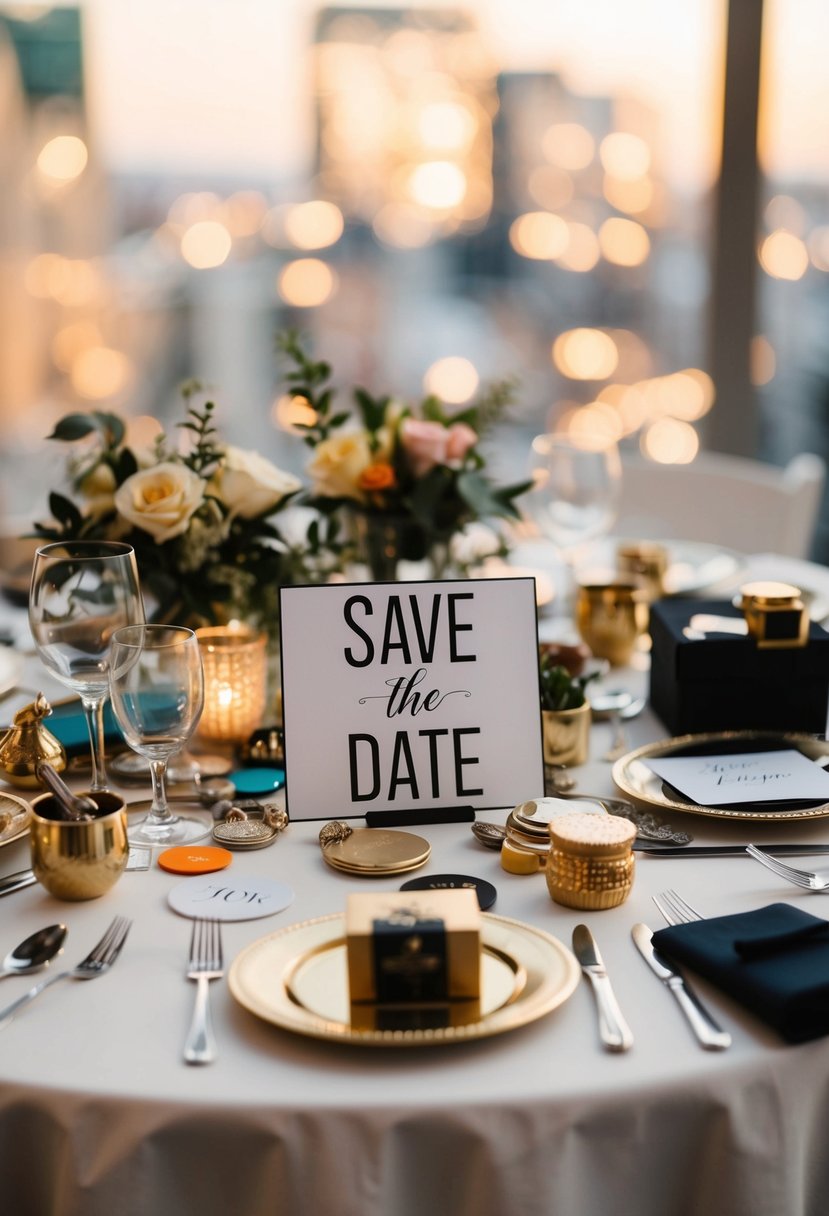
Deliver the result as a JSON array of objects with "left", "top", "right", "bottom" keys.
[
  {"left": 30, "top": 791, "right": 128, "bottom": 901},
  {"left": 541, "top": 704, "right": 590, "bottom": 767},
  {"left": 576, "top": 579, "right": 649, "bottom": 666}
]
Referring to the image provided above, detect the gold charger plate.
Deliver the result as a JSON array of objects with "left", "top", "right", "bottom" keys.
[
  {"left": 322, "top": 828, "right": 431, "bottom": 876},
  {"left": 613, "top": 730, "right": 829, "bottom": 822},
  {"left": 229, "top": 912, "right": 580, "bottom": 1046},
  {"left": 0, "top": 791, "right": 32, "bottom": 848}
]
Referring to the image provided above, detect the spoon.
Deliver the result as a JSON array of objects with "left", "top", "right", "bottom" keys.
[
  {"left": 36, "top": 763, "right": 97, "bottom": 821},
  {"left": 0, "top": 923, "right": 68, "bottom": 980}
]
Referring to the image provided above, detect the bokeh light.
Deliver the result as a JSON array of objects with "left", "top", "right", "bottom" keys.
[
  {"left": 180, "top": 221, "right": 232, "bottom": 269},
  {"left": 556, "top": 222, "right": 600, "bottom": 272},
  {"left": 552, "top": 328, "right": 618, "bottom": 380},
  {"left": 408, "top": 161, "right": 467, "bottom": 209},
  {"left": 284, "top": 201, "right": 344, "bottom": 250},
  {"left": 541, "top": 123, "right": 595, "bottom": 171},
  {"left": 372, "top": 203, "right": 435, "bottom": 248},
  {"left": 277, "top": 258, "right": 337, "bottom": 307},
  {"left": 70, "top": 347, "right": 133, "bottom": 400},
  {"left": 603, "top": 174, "right": 653, "bottom": 214},
  {"left": 417, "top": 101, "right": 476, "bottom": 151},
  {"left": 37, "top": 135, "right": 88, "bottom": 184},
  {"left": 423, "top": 356, "right": 479, "bottom": 403},
  {"left": 52, "top": 321, "right": 104, "bottom": 371},
  {"left": 599, "top": 132, "right": 651, "bottom": 180},
  {"left": 509, "top": 212, "right": 568, "bottom": 260},
  {"left": 599, "top": 217, "right": 651, "bottom": 266},
  {"left": 759, "top": 230, "right": 809, "bottom": 280},
  {"left": 641, "top": 418, "right": 699, "bottom": 463}
]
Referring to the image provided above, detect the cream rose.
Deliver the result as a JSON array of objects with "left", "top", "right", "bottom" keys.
[
  {"left": 78, "top": 463, "right": 117, "bottom": 517},
  {"left": 213, "top": 446, "right": 301, "bottom": 519},
  {"left": 307, "top": 431, "right": 373, "bottom": 500},
  {"left": 114, "top": 462, "right": 205, "bottom": 543}
]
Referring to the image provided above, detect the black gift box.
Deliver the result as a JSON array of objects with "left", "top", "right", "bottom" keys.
[{"left": 649, "top": 599, "right": 829, "bottom": 735}]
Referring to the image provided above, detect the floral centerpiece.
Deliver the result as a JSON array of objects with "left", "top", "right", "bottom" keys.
[
  {"left": 33, "top": 387, "right": 303, "bottom": 628},
  {"left": 280, "top": 334, "right": 531, "bottom": 580}
]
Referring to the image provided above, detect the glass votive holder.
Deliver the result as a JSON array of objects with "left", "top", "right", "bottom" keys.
[{"left": 195, "top": 625, "right": 267, "bottom": 744}]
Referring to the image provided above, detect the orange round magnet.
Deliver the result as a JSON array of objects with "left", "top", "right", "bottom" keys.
[{"left": 157, "top": 846, "right": 233, "bottom": 875}]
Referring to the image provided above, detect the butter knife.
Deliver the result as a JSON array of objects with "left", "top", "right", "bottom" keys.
[
  {"left": 635, "top": 844, "right": 829, "bottom": 858},
  {"left": 572, "top": 924, "right": 634, "bottom": 1053},
  {"left": 0, "top": 870, "right": 37, "bottom": 898},
  {"left": 631, "top": 923, "right": 731, "bottom": 1051}
]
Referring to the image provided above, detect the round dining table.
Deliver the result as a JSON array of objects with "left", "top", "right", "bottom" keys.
[{"left": 2, "top": 551, "right": 829, "bottom": 1216}]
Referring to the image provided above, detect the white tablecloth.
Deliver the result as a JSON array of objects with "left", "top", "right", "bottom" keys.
[{"left": 2, "top": 556, "right": 829, "bottom": 1215}]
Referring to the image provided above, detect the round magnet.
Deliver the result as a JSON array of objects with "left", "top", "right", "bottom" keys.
[
  {"left": 399, "top": 873, "right": 497, "bottom": 910},
  {"left": 228, "top": 767, "right": 285, "bottom": 797},
  {"left": 157, "top": 846, "right": 233, "bottom": 875}
]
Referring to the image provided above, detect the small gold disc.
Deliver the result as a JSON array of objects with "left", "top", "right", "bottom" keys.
[{"left": 321, "top": 827, "right": 431, "bottom": 876}]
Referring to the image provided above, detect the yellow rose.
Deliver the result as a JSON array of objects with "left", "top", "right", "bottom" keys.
[
  {"left": 213, "top": 446, "right": 301, "bottom": 519},
  {"left": 307, "top": 432, "right": 373, "bottom": 500},
  {"left": 78, "top": 463, "right": 117, "bottom": 517},
  {"left": 114, "top": 462, "right": 205, "bottom": 543}
]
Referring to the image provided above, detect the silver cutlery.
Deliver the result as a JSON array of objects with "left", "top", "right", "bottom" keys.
[
  {"left": 632, "top": 919, "right": 731, "bottom": 1051},
  {"left": 0, "top": 916, "right": 131, "bottom": 1029},
  {"left": 745, "top": 844, "right": 829, "bottom": 891},
  {"left": 0, "top": 923, "right": 67, "bottom": 980},
  {"left": 0, "top": 869, "right": 38, "bottom": 898},
  {"left": 603, "top": 698, "right": 647, "bottom": 763},
  {"left": 637, "top": 843, "right": 829, "bottom": 858},
  {"left": 184, "top": 918, "right": 223, "bottom": 1065},
  {"left": 572, "top": 924, "right": 633, "bottom": 1052}
]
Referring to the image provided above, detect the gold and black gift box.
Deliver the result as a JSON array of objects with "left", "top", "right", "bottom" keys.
[
  {"left": 649, "top": 599, "right": 829, "bottom": 735},
  {"left": 346, "top": 890, "right": 481, "bottom": 1008}
]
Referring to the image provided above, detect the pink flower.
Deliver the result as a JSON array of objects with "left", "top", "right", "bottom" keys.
[
  {"left": 400, "top": 419, "right": 450, "bottom": 477},
  {"left": 445, "top": 422, "right": 478, "bottom": 464},
  {"left": 400, "top": 418, "right": 479, "bottom": 477}
]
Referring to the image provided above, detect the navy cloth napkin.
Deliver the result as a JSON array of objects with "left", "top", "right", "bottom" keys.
[{"left": 652, "top": 903, "right": 829, "bottom": 1044}]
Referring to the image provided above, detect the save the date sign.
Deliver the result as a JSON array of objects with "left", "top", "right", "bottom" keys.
[{"left": 279, "top": 578, "right": 544, "bottom": 821}]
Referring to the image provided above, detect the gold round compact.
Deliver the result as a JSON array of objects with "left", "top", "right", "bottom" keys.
[
  {"left": 213, "top": 804, "right": 289, "bottom": 851},
  {"left": 318, "top": 821, "right": 431, "bottom": 876}
]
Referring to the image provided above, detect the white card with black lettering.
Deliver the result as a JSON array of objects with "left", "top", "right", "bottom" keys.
[
  {"left": 279, "top": 578, "right": 544, "bottom": 820},
  {"left": 645, "top": 748, "right": 829, "bottom": 806},
  {"left": 168, "top": 875, "right": 294, "bottom": 921}
]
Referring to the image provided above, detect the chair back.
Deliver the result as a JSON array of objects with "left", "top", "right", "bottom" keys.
[{"left": 616, "top": 451, "right": 825, "bottom": 558}]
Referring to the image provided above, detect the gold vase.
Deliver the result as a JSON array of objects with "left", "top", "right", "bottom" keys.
[{"left": 541, "top": 703, "right": 590, "bottom": 767}]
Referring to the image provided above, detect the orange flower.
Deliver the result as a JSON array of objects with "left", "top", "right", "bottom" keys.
[{"left": 358, "top": 462, "right": 396, "bottom": 493}]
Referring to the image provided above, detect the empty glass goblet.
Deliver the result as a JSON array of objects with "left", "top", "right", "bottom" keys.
[
  {"left": 29, "top": 541, "right": 145, "bottom": 791},
  {"left": 109, "top": 624, "right": 208, "bottom": 846}
]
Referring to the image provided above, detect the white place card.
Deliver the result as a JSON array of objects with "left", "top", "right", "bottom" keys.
[
  {"left": 279, "top": 578, "right": 544, "bottom": 821},
  {"left": 168, "top": 875, "right": 294, "bottom": 921},
  {"left": 645, "top": 749, "right": 829, "bottom": 806}
]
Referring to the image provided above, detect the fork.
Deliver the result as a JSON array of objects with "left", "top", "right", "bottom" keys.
[
  {"left": 0, "top": 916, "right": 132, "bottom": 1030},
  {"left": 652, "top": 889, "right": 703, "bottom": 925},
  {"left": 183, "top": 919, "right": 223, "bottom": 1065},
  {"left": 745, "top": 844, "right": 829, "bottom": 891}
]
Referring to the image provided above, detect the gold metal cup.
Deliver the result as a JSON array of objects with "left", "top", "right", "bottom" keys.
[
  {"left": 576, "top": 579, "right": 649, "bottom": 666},
  {"left": 616, "top": 542, "right": 668, "bottom": 600},
  {"left": 30, "top": 790, "right": 128, "bottom": 901}
]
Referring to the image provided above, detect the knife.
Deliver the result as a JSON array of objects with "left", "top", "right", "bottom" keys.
[
  {"left": 634, "top": 844, "right": 829, "bottom": 858},
  {"left": 572, "top": 924, "right": 634, "bottom": 1053},
  {"left": 631, "top": 923, "right": 731, "bottom": 1050},
  {"left": 0, "top": 869, "right": 37, "bottom": 898}
]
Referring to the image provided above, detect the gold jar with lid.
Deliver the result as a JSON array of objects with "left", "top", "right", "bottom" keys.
[
  {"left": 546, "top": 812, "right": 637, "bottom": 910},
  {"left": 737, "top": 581, "right": 808, "bottom": 649}
]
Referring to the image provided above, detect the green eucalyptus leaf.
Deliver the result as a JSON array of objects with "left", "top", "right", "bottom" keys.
[{"left": 47, "top": 414, "right": 99, "bottom": 442}]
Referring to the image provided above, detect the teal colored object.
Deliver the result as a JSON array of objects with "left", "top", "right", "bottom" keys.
[
  {"left": 229, "top": 767, "right": 285, "bottom": 796},
  {"left": 47, "top": 702, "right": 123, "bottom": 757}
]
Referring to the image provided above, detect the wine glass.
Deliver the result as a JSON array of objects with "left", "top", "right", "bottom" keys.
[
  {"left": 29, "top": 541, "right": 145, "bottom": 791},
  {"left": 527, "top": 434, "right": 622, "bottom": 622},
  {"left": 109, "top": 624, "right": 207, "bottom": 846}
]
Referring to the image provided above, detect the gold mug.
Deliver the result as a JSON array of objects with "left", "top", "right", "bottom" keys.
[
  {"left": 30, "top": 790, "right": 128, "bottom": 901},
  {"left": 616, "top": 542, "right": 668, "bottom": 600},
  {"left": 576, "top": 579, "right": 649, "bottom": 666}
]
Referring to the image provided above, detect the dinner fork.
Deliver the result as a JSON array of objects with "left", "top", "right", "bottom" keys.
[
  {"left": 183, "top": 919, "right": 223, "bottom": 1065},
  {"left": 652, "top": 889, "right": 703, "bottom": 925},
  {"left": 0, "top": 915, "right": 132, "bottom": 1030},
  {"left": 745, "top": 844, "right": 829, "bottom": 892}
]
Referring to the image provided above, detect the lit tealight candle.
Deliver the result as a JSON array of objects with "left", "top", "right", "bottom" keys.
[{"left": 195, "top": 624, "right": 267, "bottom": 743}]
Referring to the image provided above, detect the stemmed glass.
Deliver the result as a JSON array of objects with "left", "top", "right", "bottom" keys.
[
  {"left": 29, "top": 541, "right": 145, "bottom": 792},
  {"left": 109, "top": 624, "right": 207, "bottom": 846},
  {"left": 527, "top": 434, "right": 622, "bottom": 623}
]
